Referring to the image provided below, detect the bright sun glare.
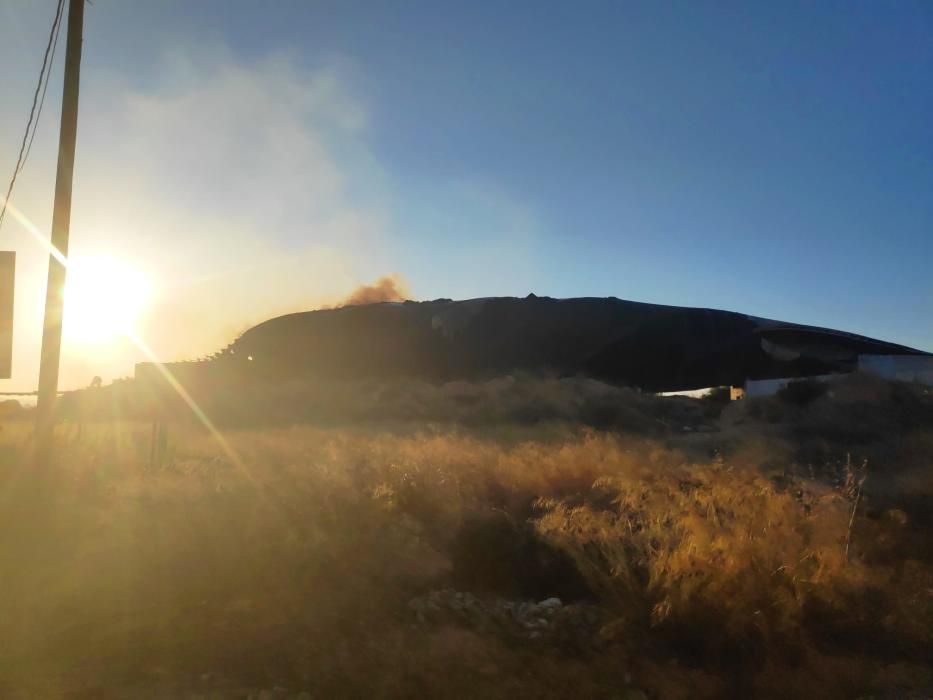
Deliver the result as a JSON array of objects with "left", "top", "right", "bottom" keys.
[{"left": 63, "top": 255, "right": 152, "bottom": 345}]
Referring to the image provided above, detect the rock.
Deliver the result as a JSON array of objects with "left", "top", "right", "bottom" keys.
[
  {"left": 406, "top": 588, "right": 604, "bottom": 646},
  {"left": 517, "top": 601, "right": 539, "bottom": 619}
]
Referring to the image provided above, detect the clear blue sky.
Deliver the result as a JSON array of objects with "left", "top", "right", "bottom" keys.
[{"left": 1, "top": 0, "right": 931, "bottom": 386}]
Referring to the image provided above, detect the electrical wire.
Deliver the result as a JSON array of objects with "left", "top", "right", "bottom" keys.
[
  {"left": 21, "top": 0, "right": 65, "bottom": 169},
  {"left": 0, "top": 0, "right": 66, "bottom": 232}
]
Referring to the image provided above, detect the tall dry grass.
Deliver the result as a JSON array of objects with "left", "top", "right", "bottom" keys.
[{"left": 0, "top": 383, "right": 931, "bottom": 698}]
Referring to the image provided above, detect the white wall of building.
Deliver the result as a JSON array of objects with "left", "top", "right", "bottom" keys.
[
  {"left": 730, "top": 355, "right": 933, "bottom": 401},
  {"left": 743, "top": 374, "right": 838, "bottom": 398},
  {"left": 858, "top": 355, "right": 933, "bottom": 385}
]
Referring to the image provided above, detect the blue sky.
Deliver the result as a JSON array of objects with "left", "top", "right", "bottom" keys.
[{"left": 1, "top": 0, "right": 931, "bottom": 387}]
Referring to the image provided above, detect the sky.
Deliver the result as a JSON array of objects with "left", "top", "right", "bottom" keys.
[{"left": 0, "top": 0, "right": 931, "bottom": 391}]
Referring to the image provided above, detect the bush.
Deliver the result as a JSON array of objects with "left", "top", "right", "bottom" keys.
[
  {"left": 778, "top": 378, "right": 830, "bottom": 406},
  {"left": 535, "top": 460, "right": 855, "bottom": 663},
  {"left": 0, "top": 416, "right": 930, "bottom": 698}
]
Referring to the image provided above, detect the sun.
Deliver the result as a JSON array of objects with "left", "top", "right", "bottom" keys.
[{"left": 63, "top": 255, "right": 152, "bottom": 345}]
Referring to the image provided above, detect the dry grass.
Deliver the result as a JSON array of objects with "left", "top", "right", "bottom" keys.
[{"left": 0, "top": 381, "right": 931, "bottom": 698}]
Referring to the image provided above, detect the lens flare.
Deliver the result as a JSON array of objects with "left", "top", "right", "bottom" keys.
[{"left": 63, "top": 255, "right": 151, "bottom": 344}]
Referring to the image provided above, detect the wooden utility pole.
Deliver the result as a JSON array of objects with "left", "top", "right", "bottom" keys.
[{"left": 35, "top": 0, "right": 85, "bottom": 448}]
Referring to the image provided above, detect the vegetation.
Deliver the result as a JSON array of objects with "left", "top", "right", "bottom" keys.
[{"left": 1, "top": 374, "right": 931, "bottom": 698}]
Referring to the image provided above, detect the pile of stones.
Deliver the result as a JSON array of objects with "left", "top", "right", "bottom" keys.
[{"left": 407, "top": 588, "right": 605, "bottom": 645}]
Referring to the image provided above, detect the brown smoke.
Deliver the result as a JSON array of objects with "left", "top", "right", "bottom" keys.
[{"left": 339, "top": 274, "right": 410, "bottom": 307}]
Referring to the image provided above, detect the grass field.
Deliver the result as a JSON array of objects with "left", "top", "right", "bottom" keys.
[{"left": 1, "top": 374, "right": 931, "bottom": 698}]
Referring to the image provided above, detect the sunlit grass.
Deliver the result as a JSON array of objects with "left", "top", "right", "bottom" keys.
[{"left": 0, "top": 416, "right": 929, "bottom": 698}]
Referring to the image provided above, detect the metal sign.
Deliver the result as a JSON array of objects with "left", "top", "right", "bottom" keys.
[{"left": 0, "top": 252, "right": 13, "bottom": 379}]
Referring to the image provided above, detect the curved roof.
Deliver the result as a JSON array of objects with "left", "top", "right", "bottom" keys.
[{"left": 212, "top": 296, "right": 928, "bottom": 392}]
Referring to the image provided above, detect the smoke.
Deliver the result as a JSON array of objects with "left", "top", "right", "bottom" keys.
[{"left": 339, "top": 274, "right": 410, "bottom": 307}]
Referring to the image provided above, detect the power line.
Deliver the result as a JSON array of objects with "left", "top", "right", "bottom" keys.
[
  {"left": 22, "top": 0, "right": 66, "bottom": 169},
  {"left": 0, "top": 0, "right": 66, "bottom": 231}
]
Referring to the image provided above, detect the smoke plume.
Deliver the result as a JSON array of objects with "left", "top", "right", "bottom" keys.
[{"left": 339, "top": 275, "right": 410, "bottom": 307}]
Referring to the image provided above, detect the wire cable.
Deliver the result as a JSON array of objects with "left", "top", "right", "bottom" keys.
[
  {"left": 0, "top": 0, "right": 66, "bottom": 232},
  {"left": 21, "top": 0, "right": 65, "bottom": 170}
]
